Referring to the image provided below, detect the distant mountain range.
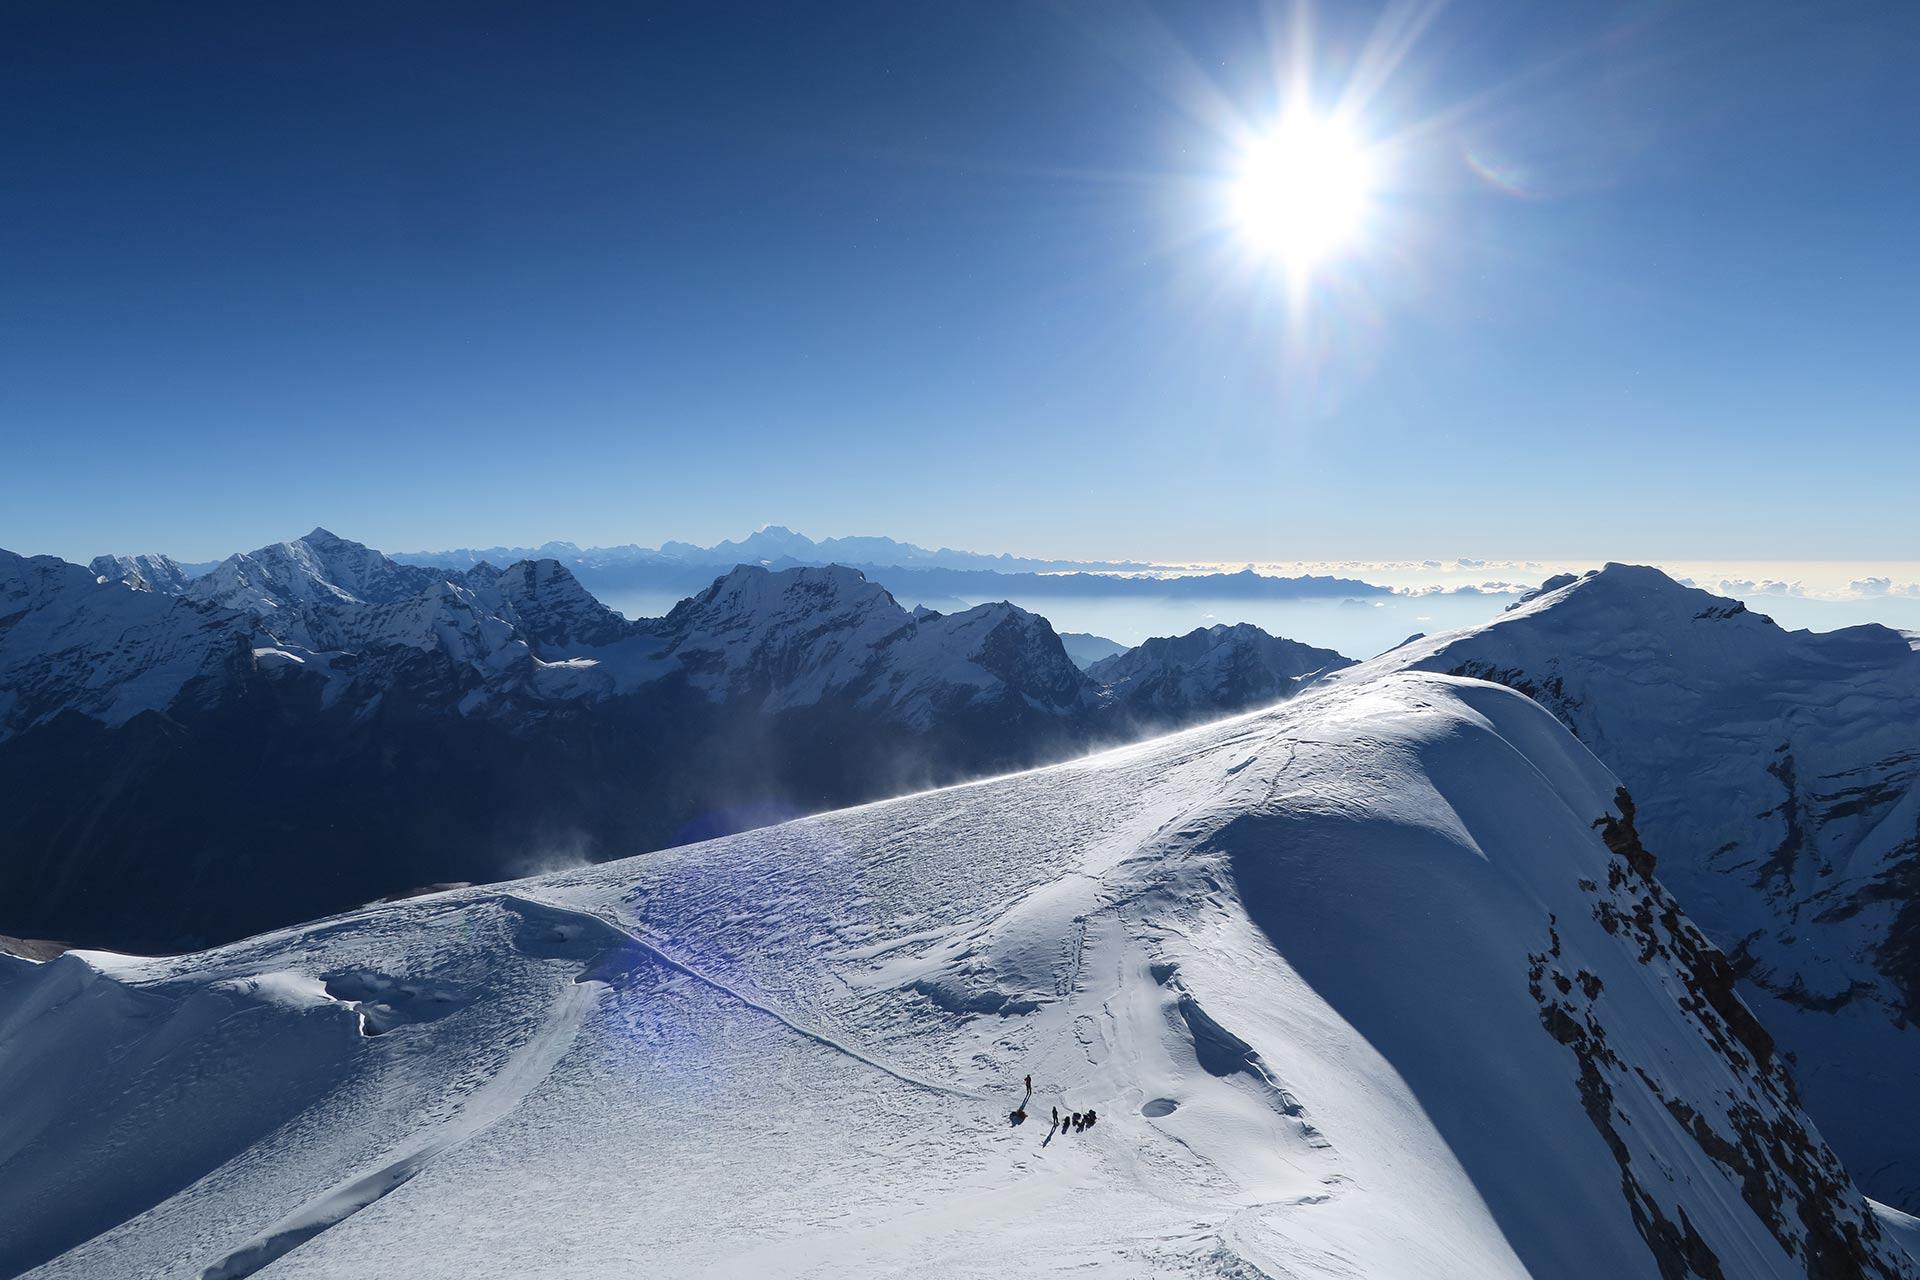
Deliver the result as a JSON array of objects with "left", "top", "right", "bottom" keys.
[
  {"left": 394, "top": 525, "right": 1166, "bottom": 575},
  {"left": 386, "top": 528, "right": 1400, "bottom": 610},
  {"left": 3, "top": 530, "right": 1355, "bottom": 952}
]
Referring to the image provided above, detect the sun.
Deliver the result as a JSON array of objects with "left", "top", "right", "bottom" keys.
[{"left": 1233, "top": 113, "right": 1375, "bottom": 270}]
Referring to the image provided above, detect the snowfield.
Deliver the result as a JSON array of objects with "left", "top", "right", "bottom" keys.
[{"left": 2, "top": 673, "right": 1910, "bottom": 1278}]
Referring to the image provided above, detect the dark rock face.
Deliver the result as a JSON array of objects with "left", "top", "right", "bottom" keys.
[
  {"left": 1394, "top": 563, "right": 1920, "bottom": 1211},
  {"left": 484, "top": 558, "right": 636, "bottom": 650},
  {"left": 1863, "top": 831, "right": 1920, "bottom": 1027},
  {"left": 1530, "top": 791, "right": 1905, "bottom": 1280},
  {"left": 1442, "top": 658, "right": 1583, "bottom": 734}
]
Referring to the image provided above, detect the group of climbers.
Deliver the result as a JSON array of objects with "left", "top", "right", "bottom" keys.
[{"left": 1008, "top": 1073, "right": 1096, "bottom": 1133}]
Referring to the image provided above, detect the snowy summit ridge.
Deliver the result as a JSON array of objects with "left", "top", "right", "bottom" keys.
[
  {"left": 0, "top": 672, "right": 1907, "bottom": 1279},
  {"left": 1351, "top": 562, "right": 1920, "bottom": 1211}
]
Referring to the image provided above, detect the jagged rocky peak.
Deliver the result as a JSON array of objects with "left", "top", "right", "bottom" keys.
[
  {"left": 275, "top": 528, "right": 449, "bottom": 603},
  {"left": 662, "top": 562, "right": 905, "bottom": 636},
  {"left": 640, "top": 566, "right": 1093, "bottom": 722},
  {"left": 484, "top": 557, "right": 634, "bottom": 651},
  {"left": 178, "top": 533, "right": 632, "bottom": 664},
  {"left": 88, "top": 552, "right": 192, "bottom": 595},
  {"left": 0, "top": 547, "right": 247, "bottom": 741},
  {"left": 185, "top": 529, "right": 478, "bottom": 652},
  {"left": 888, "top": 599, "right": 1095, "bottom": 713},
  {"left": 643, "top": 564, "right": 918, "bottom": 705},
  {"left": 1089, "top": 621, "right": 1354, "bottom": 722}
]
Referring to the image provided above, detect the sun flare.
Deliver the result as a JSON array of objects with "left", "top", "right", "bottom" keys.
[{"left": 1234, "top": 113, "right": 1375, "bottom": 269}]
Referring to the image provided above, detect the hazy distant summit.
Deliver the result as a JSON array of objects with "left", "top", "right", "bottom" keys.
[
  {"left": 397, "top": 525, "right": 1163, "bottom": 576},
  {"left": 388, "top": 527, "right": 1397, "bottom": 611}
]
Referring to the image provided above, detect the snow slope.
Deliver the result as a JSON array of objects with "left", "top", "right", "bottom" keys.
[
  {"left": 1345, "top": 564, "right": 1920, "bottom": 1211},
  {"left": 2, "top": 673, "right": 1905, "bottom": 1279}
]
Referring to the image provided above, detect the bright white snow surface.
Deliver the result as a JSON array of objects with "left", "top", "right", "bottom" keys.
[{"left": 2, "top": 673, "right": 1906, "bottom": 1279}]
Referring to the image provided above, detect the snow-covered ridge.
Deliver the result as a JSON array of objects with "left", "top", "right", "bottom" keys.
[
  {"left": 153, "top": 533, "right": 1101, "bottom": 727},
  {"left": 1345, "top": 561, "right": 1920, "bottom": 1211},
  {"left": 0, "top": 548, "right": 247, "bottom": 739},
  {"left": 88, "top": 552, "right": 191, "bottom": 596},
  {"left": 186, "top": 526, "right": 493, "bottom": 654},
  {"left": 1, "top": 673, "right": 1906, "bottom": 1278}
]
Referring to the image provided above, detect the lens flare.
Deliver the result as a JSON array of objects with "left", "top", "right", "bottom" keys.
[{"left": 1233, "top": 113, "right": 1376, "bottom": 270}]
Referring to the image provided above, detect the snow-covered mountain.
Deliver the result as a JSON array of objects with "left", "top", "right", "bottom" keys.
[
  {"left": 1090, "top": 622, "right": 1353, "bottom": 724},
  {"left": 3, "top": 673, "right": 1909, "bottom": 1279},
  {"left": 1346, "top": 563, "right": 1920, "bottom": 1211},
  {"left": 464, "top": 557, "right": 635, "bottom": 650},
  {"left": 87, "top": 552, "right": 192, "bottom": 596},
  {"left": 63, "top": 531, "right": 1102, "bottom": 735},
  {"left": 185, "top": 527, "right": 482, "bottom": 653},
  {"left": 654, "top": 567, "right": 1095, "bottom": 721},
  {"left": 0, "top": 536, "right": 1114, "bottom": 950},
  {"left": 0, "top": 549, "right": 248, "bottom": 738}
]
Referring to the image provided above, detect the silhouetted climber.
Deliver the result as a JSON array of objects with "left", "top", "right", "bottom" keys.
[
  {"left": 1051, "top": 1105, "right": 1058, "bottom": 1126},
  {"left": 1024, "top": 1074, "right": 1031, "bottom": 1093},
  {"left": 1084, "top": 1108, "right": 1097, "bottom": 1128}
]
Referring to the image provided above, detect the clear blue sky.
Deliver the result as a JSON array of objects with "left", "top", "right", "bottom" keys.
[{"left": 3, "top": 1, "right": 1915, "bottom": 565}]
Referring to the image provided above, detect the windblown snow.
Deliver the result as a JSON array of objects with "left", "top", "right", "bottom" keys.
[{"left": 1, "top": 673, "right": 1909, "bottom": 1279}]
